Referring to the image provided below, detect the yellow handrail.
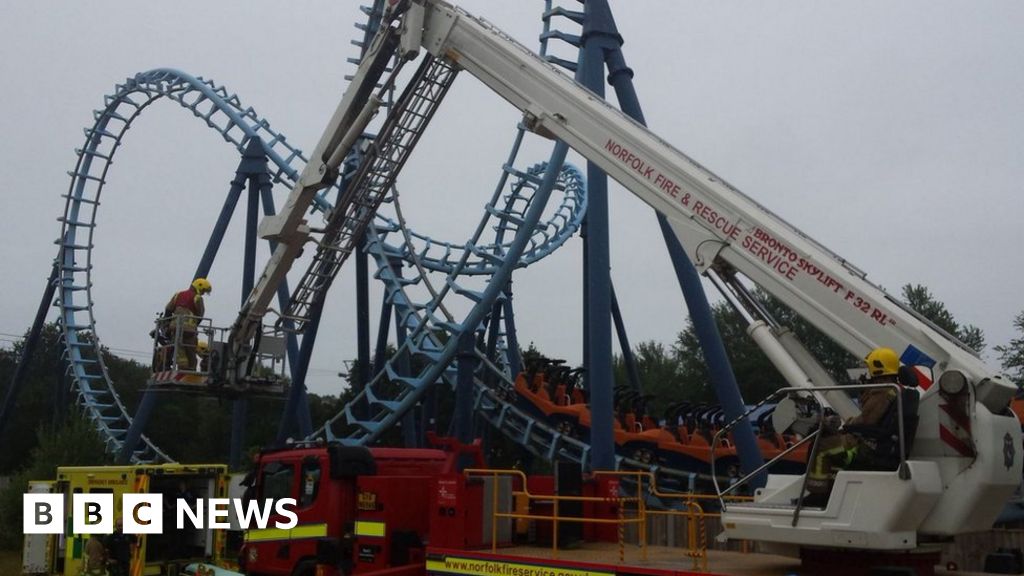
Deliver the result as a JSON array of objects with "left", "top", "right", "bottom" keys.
[
  {"left": 614, "top": 470, "right": 717, "bottom": 568},
  {"left": 464, "top": 469, "right": 645, "bottom": 560},
  {"left": 461, "top": 468, "right": 727, "bottom": 567}
]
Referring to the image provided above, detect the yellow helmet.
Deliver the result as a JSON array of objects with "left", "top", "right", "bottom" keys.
[
  {"left": 197, "top": 340, "right": 209, "bottom": 354},
  {"left": 865, "top": 347, "right": 900, "bottom": 378},
  {"left": 191, "top": 277, "right": 212, "bottom": 295}
]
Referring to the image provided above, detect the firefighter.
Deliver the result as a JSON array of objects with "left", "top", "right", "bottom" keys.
[
  {"left": 164, "top": 278, "right": 211, "bottom": 370},
  {"left": 103, "top": 517, "right": 135, "bottom": 576},
  {"left": 80, "top": 536, "right": 109, "bottom": 575},
  {"left": 804, "top": 347, "right": 900, "bottom": 506},
  {"left": 197, "top": 339, "right": 211, "bottom": 372}
]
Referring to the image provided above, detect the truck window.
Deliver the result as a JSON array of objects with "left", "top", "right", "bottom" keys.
[
  {"left": 260, "top": 462, "right": 294, "bottom": 503},
  {"left": 299, "top": 459, "right": 321, "bottom": 508}
]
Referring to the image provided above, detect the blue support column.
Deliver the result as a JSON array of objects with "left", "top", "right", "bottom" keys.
[
  {"left": 581, "top": 218, "right": 590, "bottom": 386},
  {"left": 119, "top": 393, "right": 158, "bottom": 463},
  {"left": 53, "top": 369, "right": 68, "bottom": 426},
  {"left": 595, "top": 2, "right": 765, "bottom": 482},
  {"left": 0, "top": 262, "right": 59, "bottom": 440},
  {"left": 455, "top": 330, "right": 477, "bottom": 444},
  {"left": 230, "top": 140, "right": 266, "bottom": 469},
  {"left": 658, "top": 218, "right": 764, "bottom": 481},
  {"left": 260, "top": 186, "right": 312, "bottom": 446},
  {"left": 355, "top": 0, "right": 384, "bottom": 398},
  {"left": 610, "top": 283, "right": 642, "bottom": 394},
  {"left": 356, "top": 241, "right": 372, "bottom": 401},
  {"left": 502, "top": 286, "right": 522, "bottom": 378},
  {"left": 369, "top": 256, "right": 418, "bottom": 446},
  {"left": 277, "top": 157, "right": 372, "bottom": 442},
  {"left": 120, "top": 159, "right": 249, "bottom": 464},
  {"left": 455, "top": 330, "right": 478, "bottom": 469},
  {"left": 195, "top": 173, "right": 247, "bottom": 279},
  {"left": 422, "top": 386, "right": 437, "bottom": 442},
  {"left": 393, "top": 298, "right": 418, "bottom": 448},
  {"left": 368, "top": 299, "right": 392, "bottom": 417},
  {"left": 259, "top": 186, "right": 300, "bottom": 371},
  {"left": 484, "top": 300, "right": 503, "bottom": 387},
  {"left": 579, "top": 1, "right": 616, "bottom": 471},
  {"left": 275, "top": 309, "right": 320, "bottom": 444},
  {"left": 372, "top": 291, "right": 393, "bottom": 377}
]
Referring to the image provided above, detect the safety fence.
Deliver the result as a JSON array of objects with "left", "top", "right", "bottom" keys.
[{"left": 462, "top": 469, "right": 752, "bottom": 571}]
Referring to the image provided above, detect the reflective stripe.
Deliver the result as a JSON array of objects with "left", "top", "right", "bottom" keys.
[
  {"left": 245, "top": 523, "right": 328, "bottom": 543},
  {"left": 809, "top": 443, "right": 853, "bottom": 479},
  {"left": 354, "top": 520, "right": 386, "bottom": 537}
]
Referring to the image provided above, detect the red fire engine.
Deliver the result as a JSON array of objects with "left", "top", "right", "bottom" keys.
[
  {"left": 239, "top": 442, "right": 458, "bottom": 576},
  {"left": 238, "top": 438, "right": 668, "bottom": 576}
]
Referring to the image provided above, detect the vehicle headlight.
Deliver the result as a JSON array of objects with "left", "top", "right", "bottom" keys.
[{"left": 939, "top": 370, "right": 968, "bottom": 396}]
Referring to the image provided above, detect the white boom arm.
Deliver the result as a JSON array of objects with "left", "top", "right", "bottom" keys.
[
  {"left": 407, "top": 0, "right": 1018, "bottom": 538},
  {"left": 419, "top": 1, "right": 1008, "bottom": 407},
  {"left": 223, "top": 0, "right": 1018, "bottom": 541}
]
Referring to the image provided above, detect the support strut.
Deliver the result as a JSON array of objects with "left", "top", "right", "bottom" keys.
[
  {"left": 0, "top": 262, "right": 59, "bottom": 441},
  {"left": 593, "top": 0, "right": 766, "bottom": 482}
]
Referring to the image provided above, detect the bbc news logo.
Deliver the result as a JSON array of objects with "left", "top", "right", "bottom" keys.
[{"left": 24, "top": 494, "right": 298, "bottom": 534}]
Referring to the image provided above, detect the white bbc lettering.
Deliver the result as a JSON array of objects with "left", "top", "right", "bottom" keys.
[
  {"left": 72, "top": 494, "right": 114, "bottom": 535},
  {"left": 207, "top": 498, "right": 232, "bottom": 529},
  {"left": 177, "top": 498, "right": 204, "bottom": 529},
  {"left": 23, "top": 494, "right": 64, "bottom": 534},
  {"left": 123, "top": 494, "right": 163, "bottom": 534},
  {"left": 232, "top": 499, "right": 274, "bottom": 529},
  {"left": 275, "top": 499, "right": 298, "bottom": 529}
]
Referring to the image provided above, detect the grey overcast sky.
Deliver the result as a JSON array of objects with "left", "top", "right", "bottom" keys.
[{"left": 0, "top": 2, "right": 1022, "bottom": 396}]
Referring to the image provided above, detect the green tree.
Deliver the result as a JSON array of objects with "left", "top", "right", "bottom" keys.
[
  {"left": 520, "top": 342, "right": 550, "bottom": 367},
  {"left": 758, "top": 295, "right": 857, "bottom": 383},
  {"left": 613, "top": 341, "right": 685, "bottom": 418},
  {"left": 901, "top": 284, "right": 985, "bottom": 352},
  {"left": 0, "top": 323, "right": 68, "bottom": 473},
  {"left": 673, "top": 300, "right": 785, "bottom": 405},
  {"left": 671, "top": 290, "right": 857, "bottom": 405},
  {"left": 0, "top": 412, "right": 110, "bottom": 549},
  {"left": 996, "top": 311, "right": 1024, "bottom": 387},
  {"left": 0, "top": 323, "right": 332, "bottom": 468}
]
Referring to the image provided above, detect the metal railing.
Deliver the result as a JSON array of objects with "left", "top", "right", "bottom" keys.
[
  {"left": 151, "top": 315, "right": 287, "bottom": 390},
  {"left": 463, "top": 468, "right": 715, "bottom": 567},
  {"left": 464, "top": 468, "right": 645, "bottom": 560},
  {"left": 151, "top": 315, "right": 217, "bottom": 375},
  {"left": 712, "top": 383, "right": 908, "bottom": 525}
]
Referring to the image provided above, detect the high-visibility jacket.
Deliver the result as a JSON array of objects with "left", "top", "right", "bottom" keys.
[
  {"left": 847, "top": 386, "right": 897, "bottom": 429},
  {"left": 165, "top": 287, "right": 205, "bottom": 319},
  {"left": 807, "top": 382, "right": 897, "bottom": 490}
]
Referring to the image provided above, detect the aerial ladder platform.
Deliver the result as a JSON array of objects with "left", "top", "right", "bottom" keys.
[{"left": 213, "top": 0, "right": 1019, "bottom": 553}]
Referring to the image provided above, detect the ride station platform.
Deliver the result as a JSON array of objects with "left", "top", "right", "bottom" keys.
[{"left": 420, "top": 467, "right": 970, "bottom": 576}]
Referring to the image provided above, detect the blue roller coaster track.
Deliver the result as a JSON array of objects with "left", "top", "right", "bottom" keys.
[
  {"left": 36, "top": 1, "right": 732, "bottom": 491},
  {"left": 50, "top": 0, "right": 597, "bottom": 466}
]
